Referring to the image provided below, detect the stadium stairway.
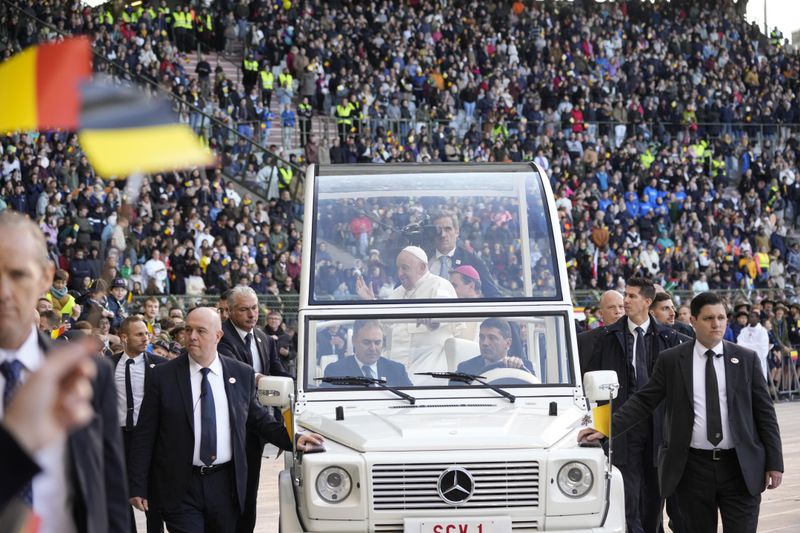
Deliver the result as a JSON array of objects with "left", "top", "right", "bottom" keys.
[{"left": 184, "top": 51, "right": 334, "bottom": 158}]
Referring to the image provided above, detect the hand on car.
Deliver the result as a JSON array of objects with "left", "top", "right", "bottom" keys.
[
  {"left": 297, "top": 432, "right": 325, "bottom": 452},
  {"left": 502, "top": 356, "right": 525, "bottom": 369},
  {"left": 577, "top": 428, "right": 606, "bottom": 443}
]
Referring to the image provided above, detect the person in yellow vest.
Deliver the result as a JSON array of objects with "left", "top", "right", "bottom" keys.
[
  {"left": 349, "top": 94, "right": 362, "bottom": 135},
  {"left": 172, "top": 9, "right": 186, "bottom": 51},
  {"left": 157, "top": 0, "right": 171, "bottom": 33},
  {"left": 260, "top": 65, "right": 275, "bottom": 109},
  {"left": 711, "top": 154, "right": 726, "bottom": 181},
  {"left": 335, "top": 99, "right": 354, "bottom": 141},
  {"left": 242, "top": 53, "right": 260, "bottom": 95},
  {"left": 196, "top": 9, "right": 213, "bottom": 52},
  {"left": 278, "top": 68, "right": 294, "bottom": 108},
  {"left": 121, "top": 6, "right": 135, "bottom": 25},
  {"left": 298, "top": 96, "right": 313, "bottom": 147},
  {"left": 278, "top": 163, "right": 294, "bottom": 192},
  {"left": 756, "top": 246, "right": 771, "bottom": 284},
  {"left": 45, "top": 270, "right": 76, "bottom": 317},
  {"left": 183, "top": 6, "right": 195, "bottom": 51}
]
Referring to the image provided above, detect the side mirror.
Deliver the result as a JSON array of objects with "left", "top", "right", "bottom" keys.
[
  {"left": 257, "top": 376, "right": 294, "bottom": 409},
  {"left": 583, "top": 370, "right": 619, "bottom": 403}
]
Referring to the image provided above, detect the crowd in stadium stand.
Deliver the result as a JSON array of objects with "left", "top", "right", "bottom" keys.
[{"left": 1, "top": 0, "right": 800, "bottom": 312}]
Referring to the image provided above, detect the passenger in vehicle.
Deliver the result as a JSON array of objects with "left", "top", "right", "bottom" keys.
[
  {"left": 355, "top": 246, "right": 460, "bottom": 384},
  {"left": 316, "top": 324, "right": 347, "bottom": 364},
  {"left": 355, "top": 245, "right": 457, "bottom": 300},
  {"left": 323, "top": 320, "right": 413, "bottom": 387},
  {"left": 455, "top": 318, "right": 533, "bottom": 377},
  {"left": 450, "top": 265, "right": 482, "bottom": 343},
  {"left": 429, "top": 210, "right": 500, "bottom": 297}
]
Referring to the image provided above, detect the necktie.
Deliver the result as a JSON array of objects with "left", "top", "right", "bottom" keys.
[
  {"left": 199, "top": 368, "right": 217, "bottom": 466},
  {"left": 362, "top": 364, "right": 375, "bottom": 380},
  {"left": 634, "top": 327, "right": 648, "bottom": 389},
  {"left": 439, "top": 255, "right": 450, "bottom": 278},
  {"left": 125, "top": 359, "right": 135, "bottom": 431},
  {"left": 244, "top": 332, "right": 253, "bottom": 362},
  {"left": 705, "top": 350, "right": 723, "bottom": 446},
  {"left": 1, "top": 360, "right": 33, "bottom": 505}
]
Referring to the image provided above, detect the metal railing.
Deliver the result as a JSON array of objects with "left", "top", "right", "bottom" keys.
[
  {"left": 130, "top": 293, "right": 300, "bottom": 321},
  {"left": 321, "top": 114, "right": 800, "bottom": 149},
  {"left": 573, "top": 288, "right": 796, "bottom": 308},
  {"left": 128, "top": 288, "right": 791, "bottom": 327}
]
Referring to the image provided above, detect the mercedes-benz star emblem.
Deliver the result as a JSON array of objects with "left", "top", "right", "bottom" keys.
[{"left": 437, "top": 467, "right": 475, "bottom": 505}]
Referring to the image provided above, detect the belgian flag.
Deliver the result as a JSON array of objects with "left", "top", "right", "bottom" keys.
[
  {"left": 0, "top": 37, "right": 214, "bottom": 177},
  {"left": 0, "top": 37, "right": 91, "bottom": 132},
  {"left": 78, "top": 83, "right": 214, "bottom": 177}
]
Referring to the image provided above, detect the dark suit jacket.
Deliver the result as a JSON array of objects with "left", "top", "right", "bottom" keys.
[
  {"left": 128, "top": 354, "right": 293, "bottom": 512},
  {"left": 0, "top": 425, "right": 40, "bottom": 508},
  {"left": 577, "top": 326, "right": 604, "bottom": 374},
  {"left": 672, "top": 321, "right": 695, "bottom": 340},
  {"left": 456, "top": 354, "right": 534, "bottom": 376},
  {"left": 323, "top": 356, "right": 413, "bottom": 387},
  {"left": 581, "top": 317, "right": 690, "bottom": 466},
  {"left": 218, "top": 320, "right": 290, "bottom": 377},
  {"left": 612, "top": 340, "right": 783, "bottom": 497},
  {"left": 36, "top": 334, "right": 129, "bottom": 533}
]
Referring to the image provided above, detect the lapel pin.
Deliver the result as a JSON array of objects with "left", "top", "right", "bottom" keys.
[
  {"left": 256, "top": 337, "right": 262, "bottom": 343},
  {"left": 730, "top": 357, "right": 739, "bottom": 364},
  {"left": 229, "top": 377, "right": 237, "bottom": 384},
  {"left": 149, "top": 363, "right": 155, "bottom": 368}
]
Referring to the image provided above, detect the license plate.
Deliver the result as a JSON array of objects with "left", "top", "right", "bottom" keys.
[{"left": 405, "top": 517, "right": 511, "bottom": 533}]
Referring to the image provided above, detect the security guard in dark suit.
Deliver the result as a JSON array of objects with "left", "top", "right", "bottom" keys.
[
  {"left": 582, "top": 278, "right": 689, "bottom": 533},
  {"left": 111, "top": 316, "right": 167, "bottom": 533},
  {"left": 581, "top": 291, "right": 783, "bottom": 533}
]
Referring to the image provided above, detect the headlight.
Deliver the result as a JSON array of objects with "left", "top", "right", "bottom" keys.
[
  {"left": 557, "top": 462, "right": 593, "bottom": 498},
  {"left": 315, "top": 466, "right": 352, "bottom": 503}
]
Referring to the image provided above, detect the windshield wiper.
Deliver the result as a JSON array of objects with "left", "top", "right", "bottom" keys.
[
  {"left": 416, "top": 372, "right": 516, "bottom": 403},
  {"left": 316, "top": 376, "right": 416, "bottom": 404}
]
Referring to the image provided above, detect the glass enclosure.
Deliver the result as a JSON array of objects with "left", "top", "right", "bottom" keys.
[
  {"left": 310, "top": 168, "right": 560, "bottom": 303},
  {"left": 304, "top": 314, "right": 574, "bottom": 391}
]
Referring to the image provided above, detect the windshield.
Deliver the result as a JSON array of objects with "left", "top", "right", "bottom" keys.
[
  {"left": 304, "top": 314, "right": 574, "bottom": 391},
  {"left": 310, "top": 167, "right": 560, "bottom": 303}
]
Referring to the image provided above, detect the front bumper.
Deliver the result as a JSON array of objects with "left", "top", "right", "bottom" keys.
[{"left": 278, "top": 467, "right": 625, "bottom": 533}]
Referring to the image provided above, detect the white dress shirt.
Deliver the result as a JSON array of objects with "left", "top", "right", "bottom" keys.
[
  {"left": 690, "top": 341, "right": 733, "bottom": 450},
  {"left": 115, "top": 352, "right": 146, "bottom": 427},
  {"left": 736, "top": 324, "right": 770, "bottom": 381},
  {"left": 234, "top": 325, "right": 263, "bottom": 374},
  {"left": 0, "top": 327, "right": 76, "bottom": 533},
  {"left": 627, "top": 316, "right": 651, "bottom": 379},
  {"left": 189, "top": 354, "right": 232, "bottom": 466}
]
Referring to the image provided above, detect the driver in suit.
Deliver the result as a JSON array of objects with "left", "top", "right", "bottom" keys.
[
  {"left": 456, "top": 318, "right": 533, "bottom": 376},
  {"left": 323, "top": 320, "right": 413, "bottom": 387}
]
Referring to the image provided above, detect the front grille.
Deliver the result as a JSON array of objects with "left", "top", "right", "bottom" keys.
[{"left": 372, "top": 461, "right": 539, "bottom": 510}]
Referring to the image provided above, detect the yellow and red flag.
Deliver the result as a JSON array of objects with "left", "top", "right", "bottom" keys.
[
  {"left": 0, "top": 37, "right": 214, "bottom": 177},
  {"left": 0, "top": 37, "right": 91, "bottom": 133}
]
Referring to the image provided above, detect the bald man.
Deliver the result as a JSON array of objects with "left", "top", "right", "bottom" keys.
[
  {"left": 129, "top": 307, "right": 323, "bottom": 533},
  {"left": 577, "top": 290, "right": 624, "bottom": 374}
]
